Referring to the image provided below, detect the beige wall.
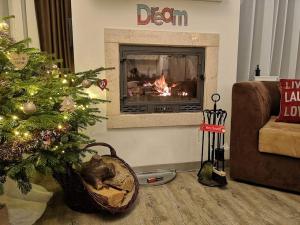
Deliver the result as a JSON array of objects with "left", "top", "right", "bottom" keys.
[
  {"left": 71, "top": 0, "right": 240, "bottom": 167},
  {"left": 0, "top": 0, "right": 8, "bottom": 18}
]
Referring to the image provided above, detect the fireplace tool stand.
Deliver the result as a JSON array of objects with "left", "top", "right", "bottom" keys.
[{"left": 197, "top": 93, "right": 227, "bottom": 187}]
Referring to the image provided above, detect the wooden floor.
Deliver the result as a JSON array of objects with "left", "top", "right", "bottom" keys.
[{"left": 35, "top": 172, "right": 300, "bottom": 225}]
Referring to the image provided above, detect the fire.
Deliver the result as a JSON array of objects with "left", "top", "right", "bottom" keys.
[
  {"left": 142, "top": 74, "right": 188, "bottom": 97},
  {"left": 179, "top": 91, "right": 188, "bottom": 96},
  {"left": 154, "top": 74, "right": 171, "bottom": 96}
]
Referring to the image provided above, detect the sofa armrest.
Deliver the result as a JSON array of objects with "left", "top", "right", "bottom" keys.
[
  {"left": 231, "top": 81, "right": 279, "bottom": 132},
  {"left": 230, "top": 81, "right": 280, "bottom": 176}
]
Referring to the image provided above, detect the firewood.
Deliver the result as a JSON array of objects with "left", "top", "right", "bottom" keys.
[
  {"left": 98, "top": 187, "right": 126, "bottom": 207},
  {"left": 104, "top": 172, "right": 134, "bottom": 192}
]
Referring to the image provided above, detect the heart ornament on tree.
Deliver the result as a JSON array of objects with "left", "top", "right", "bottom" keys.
[
  {"left": 97, "top": 79, "right": 108, "bottom": 91},
  {"left": 8, "top": 52, "right": 29, "bottom": 70}
]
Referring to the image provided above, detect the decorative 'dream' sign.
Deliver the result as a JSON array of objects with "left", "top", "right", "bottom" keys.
[{"left": 137, "top": 4, "right": 188, "bottom": 26}]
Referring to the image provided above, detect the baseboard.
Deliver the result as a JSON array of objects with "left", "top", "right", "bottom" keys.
[{"left": 133, "top": 160, "right": 229, "bottom": 173}]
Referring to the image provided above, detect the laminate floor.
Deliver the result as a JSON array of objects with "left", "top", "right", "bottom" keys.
[{"left": 35, "top": 172, "right": 300, "bottom": 225}]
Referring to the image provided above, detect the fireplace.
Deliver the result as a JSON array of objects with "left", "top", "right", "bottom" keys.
[
  {"left": 105, "top": 28, "right": 218, "bottom": 128},
  {"left": 120, "top": 45, "right": 205, "bottom": 113}
]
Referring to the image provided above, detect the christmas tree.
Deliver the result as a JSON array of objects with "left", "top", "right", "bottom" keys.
[{"left": 0, "top": 16, "right": 110, "bottom": 194}]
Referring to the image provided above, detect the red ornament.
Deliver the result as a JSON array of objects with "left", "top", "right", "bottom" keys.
[{"left": 98, "top": 79, "right": 108, "bottom": 91}]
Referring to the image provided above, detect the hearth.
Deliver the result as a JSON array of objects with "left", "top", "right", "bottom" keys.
[{"left": 120, "top": 45, "right": 205, "bottom": 113}]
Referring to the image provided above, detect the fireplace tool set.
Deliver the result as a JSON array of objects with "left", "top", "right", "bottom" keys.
[{"left": 197, "top": 93, "right": 227, "bottom": 187}]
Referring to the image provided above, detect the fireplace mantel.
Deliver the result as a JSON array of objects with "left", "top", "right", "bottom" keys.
[{"left": 105, "top": 28, "right": 219, "bottom": 129}]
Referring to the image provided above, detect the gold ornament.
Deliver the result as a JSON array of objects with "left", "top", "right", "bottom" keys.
[
  {"left": 23, "top": 101, "right": 37, "bottom": 114},
  {"left": 0, "top": 22, "right": 9, "bottom": 33},
  {"left": 82, "top": 79, "right": 92, "bottom": 88},
  {"left": 8, "top": 52, "right": 29, "bottom": 70},
  {"left": 60, "top": 96, "right": 76, "bottom": 112}
]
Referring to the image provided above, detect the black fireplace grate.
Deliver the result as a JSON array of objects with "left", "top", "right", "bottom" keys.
[{"left": 120, "top": 45, "right": 205, "bottom": 114}]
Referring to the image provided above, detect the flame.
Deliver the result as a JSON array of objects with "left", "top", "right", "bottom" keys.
[
  {"left": 154, "top": 75, "right": 171, "bottom": 96},
  {"left": 179, "top": 91, "right": 188, "bottom": 96},
  {"left": 142, "top": 74, "right": 188, "bottom": 97}
]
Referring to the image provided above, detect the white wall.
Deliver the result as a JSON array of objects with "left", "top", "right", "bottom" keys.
[
  {"left": 2, "top": 0, "right": 40, "bottom": 48},
  {"left": 71, "top": 0, "right": 240, "bottom": 167}
]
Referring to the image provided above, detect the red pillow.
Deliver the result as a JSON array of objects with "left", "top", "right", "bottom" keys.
[{"left": 276, "top": 79, "right": 300, "bottom": 123}]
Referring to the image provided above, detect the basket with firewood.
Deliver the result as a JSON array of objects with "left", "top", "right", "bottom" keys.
[{"left": 53, "top": 143, "right": 139, "bottom": 214}]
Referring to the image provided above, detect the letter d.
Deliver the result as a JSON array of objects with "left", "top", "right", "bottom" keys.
[{"left": 137, "top": 4, "right": 150, "bottom": 25}]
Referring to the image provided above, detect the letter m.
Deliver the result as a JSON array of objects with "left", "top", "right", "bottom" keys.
[{"left": 173, "top": 10, "right": 188, "bottom": 26}]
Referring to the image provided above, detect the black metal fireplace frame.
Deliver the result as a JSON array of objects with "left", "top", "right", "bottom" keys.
[{"left": 119, "top": 45, "right": 205, "bottom": 114}]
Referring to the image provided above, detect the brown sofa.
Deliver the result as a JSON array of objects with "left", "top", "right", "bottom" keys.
[{"left": 230, "top": 81, "right": 300, "bottom": 193}]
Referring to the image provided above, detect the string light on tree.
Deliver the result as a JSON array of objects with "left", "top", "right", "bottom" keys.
[{"left": 0, "top": 21, "right": 9, "bottom": 32}]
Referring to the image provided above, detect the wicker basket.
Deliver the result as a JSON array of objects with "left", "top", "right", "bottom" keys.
[{"left": 53, "top": 142, "right": 139, "bottom": 214}]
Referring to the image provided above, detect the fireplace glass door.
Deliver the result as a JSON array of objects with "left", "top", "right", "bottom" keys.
[{"left": 120, "top": 45, "right": 205, "bottom": 113}]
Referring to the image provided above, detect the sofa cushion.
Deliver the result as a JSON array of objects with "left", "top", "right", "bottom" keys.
[{"left": 259, "top": 116, "right": 300, "bottom": 158}]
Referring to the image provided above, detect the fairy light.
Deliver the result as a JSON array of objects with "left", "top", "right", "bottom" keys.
[
  {"left": 63, "top": 115, "right": 68, "bottom": 120},
  {"left": 14, "top": 131, "right": 20, "bottom": 135},
  {"left": 49, "top": 97, "right": 53, "bottom": 100},
  {"left": 58, "top": 124, "right": 63, "bottom": 130},
  {"left": 53, "top": 146, "right": 58, "bottom": 150},
  {"left": 62, "top": 150, "right": 65, "bottom": 154},
  {"left": 12, "top": 115, "right": 18, "bottom": 120},
  {"left": 62, "top": 79, "right": 68, "bottom": 84},
  {"left": 19, "top": 106, "right": 24, "bottom": 110},
  {"left": 64, "top": 74, "right": 67, "bottom": 78},
  {"left": 24, "top": 132, "right": 29, "bottom": 137},
  {"left": 28, "top": 86, "right": 39, "bottom": 96},
  {"left": 0, "top": 116, "right": 3, "bottom": 120}
]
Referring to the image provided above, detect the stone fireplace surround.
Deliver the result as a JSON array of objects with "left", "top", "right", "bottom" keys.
[{"left": 105, "top": 28, "right": 219, "bottom": 129}]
